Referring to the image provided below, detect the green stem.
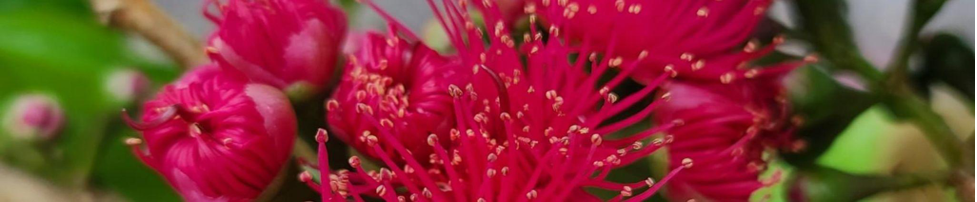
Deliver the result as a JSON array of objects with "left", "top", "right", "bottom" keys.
[
  {"left": 793, "top": 0, "right": 885, "bottom": 82},
  {"left": 793, "top": 0, "right": 967, "bottom": 170},
  {"left": 882, "top": 88, "right": 965, "bottom": 167},
  {"left": 886, "top": 0, "right": 948, "bottom": 87}
]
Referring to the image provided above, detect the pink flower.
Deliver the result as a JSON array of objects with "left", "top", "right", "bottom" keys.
[
  {"left": 2, "top": 94, "right": 64, "bottom": 140},
  {"left": 206, "top": 0, "right": 347, "bottom": 92},
  {"left": 534, "top": 0, "right": 794, "bottom": 84},
  {"left": 123, "top": 65, "right": 297, "bottom": 201},
  {"left": 654, "top": 78, "right": 798, "bottom": 201},
  {"left": 326, "top": 32, "right": 464, "bottom": 164},
  {"left": 303, "top": 1, "right": 686, "bottom": 201}
]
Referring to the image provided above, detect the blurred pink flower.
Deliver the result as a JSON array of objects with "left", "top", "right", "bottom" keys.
[
  {"left": 2, "top": 94, "right": 64, "bottom": 140},
  {"left": 534, "top": 0, "right": 797, "bottom": 84},
  {"left": 206, "top": 0, "right": 347, "bottom": 92},
  {"left": 326, "top": 31, "right": 464, "bottom": 165},
  {"left": 654, "top": 78, "right": 799, "bottom": 201},
  {"left": 124, "top": 65, "right": 296, "bottom": 201}
]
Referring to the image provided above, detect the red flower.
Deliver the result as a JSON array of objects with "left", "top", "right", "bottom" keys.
[
  {"left": 534, "top": 0, "right": 794, "bottom": 84},
  {"left": 326, "top": 31, "right": 464, "bottom": 164},
  {"left": 206, "top": 0, "right": 347, "bottom": 92},
  {"left": 654, "top": 78, "right": 797, "bottom": 201},
  {"left": 303, "top": 1, "right": 686, "bottom": 201},
  {"left": 124, "top": 65, "right": 297, "bottom": 201}
]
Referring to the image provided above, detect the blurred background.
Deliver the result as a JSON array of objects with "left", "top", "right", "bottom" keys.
[{"left": 0, "top": 0, "right": 972, "bottom": 201}]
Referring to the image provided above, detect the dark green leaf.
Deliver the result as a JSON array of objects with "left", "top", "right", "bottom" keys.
[
  {"left": 786, "top": 165, "right": 949, "bottom": 202},
  {"left": 792, "top": 0, "right": 883, "bottom": 81},
  {"left": 782, "top": 65, "right": 876, "bottom": 166},
  {"left": 914, "top": 33, "right": 975, "bottom": 101}
]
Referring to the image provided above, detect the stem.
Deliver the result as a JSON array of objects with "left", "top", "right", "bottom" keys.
[
  {"left": 793, "top": 0, "right": 968, "bottom": 171},
  {"left": 885, "top": 0, "right": 948, "bottom": 87},
  {"left": 92, "top": 0, "right": 207, "bottom": 69},
  {"left": 793, "top": 0, "right": 884, "bottom": 82},
  {"left": 882, "top": 87, "right": 965, "bottom": 167}
]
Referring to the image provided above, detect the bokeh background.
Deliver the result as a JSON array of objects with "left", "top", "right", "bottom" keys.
[{"left": 0, "top": 0, "right": 972, "bottom": 201}]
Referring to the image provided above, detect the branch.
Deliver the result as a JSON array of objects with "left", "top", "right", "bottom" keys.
[
  {"left": 885, "top": 0, "right": 947, "bottom": 87},
  {"left": 91, "top": 0, "right": 207, "bottom": 69}
]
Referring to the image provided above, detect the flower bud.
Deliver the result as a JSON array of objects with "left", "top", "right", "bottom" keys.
[
  {"left": 105, "top": 68, "right": 151, "bottom": 103},
  {"left": 2, "top": 94, "right": 64, "bottom": 140},
  {"left": 124, "top": 67, "right": 296, "bottom": 201},
  {"left": 207, "top": 0, "right": 347, "bottom": 93}
]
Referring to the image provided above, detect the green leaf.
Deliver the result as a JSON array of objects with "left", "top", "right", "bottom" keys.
[
  {"left": 785, "top": 165, "right": 949, "bottom": 202},
  {"left": 781, "top": 65, "right": 876, "bottom": 166},
  {"left": 0, "top": 0, "right": 93, "bottom": 18},
  {"left": 792, "top": 0, "right": 883, "bottom": 81},
  {"left": 0, "top": 9, "right": 126, "bottom": 186},
  {"left": 914, "top": 33, "right": 975, "bottom": 101},
  {"left": 91, "top": 125, "right": 181, "bottom": 202}
]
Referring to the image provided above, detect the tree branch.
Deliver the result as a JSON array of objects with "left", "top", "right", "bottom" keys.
[{"left": 92, "top": 0, "right": 206, "bottom": 69}]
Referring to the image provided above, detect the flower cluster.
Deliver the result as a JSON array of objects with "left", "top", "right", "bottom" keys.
[
  {"left": 122, "top": 0, "right": 807, "bottom": 201},
  {"left": 297, "top": 0, "right": 717, "bottom": 200}
]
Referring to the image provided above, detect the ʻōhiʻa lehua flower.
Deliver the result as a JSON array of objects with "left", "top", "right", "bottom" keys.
[{"left": 123, "top": 65, "right": 297, "bottom": 201}]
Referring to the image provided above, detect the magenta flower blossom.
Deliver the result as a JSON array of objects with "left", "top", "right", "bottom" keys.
[
  {"left": 2, "top": 94, "right": 64, "bottom": 140},
  {"left": 205, "top": 0, "right": 347, "bottom": 92},
  {"left": 303, "top": 1, "right": 687, "bottom": 201},
  {"left": 534, "top": 0, "right": 795, "bottom": 84},
  {"left": 123, "top": 65, "right": 297, "bottom": 201},
  {"left": 654, "top": 78, "right": 800, "bottom": 201},
  {"left": 326, "top": 31, "right": 464, "bottom": 164}
]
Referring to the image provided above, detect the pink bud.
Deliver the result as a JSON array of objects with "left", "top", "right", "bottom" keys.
[
  {"left": 105, "top": 69, "right": 151, "bottom": 102},
  {"left": 124, "top": 67, "right": 296, "bottom": 201},
  {"left": 326, "top": 32, "right": 464, "bottom": 164},
  {"left": 2, "top": 94, "right": 64, "bottom": 140},
  {"left": 206, "top": 0, "right": 347, "bottom": 92}
]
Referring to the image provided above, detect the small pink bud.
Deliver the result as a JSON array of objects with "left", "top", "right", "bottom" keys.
[
  {"left": 2, "top": 94, "right": 64, "bottom": 140},
  {"left": 124, "top": 67, "right": 296, "bottom": 201},
  {"left": 105, "top": 69, "right": 151, "bottom": 102},
  {"left": 207, "top": 0, "right": 347, "bottom": 92}
]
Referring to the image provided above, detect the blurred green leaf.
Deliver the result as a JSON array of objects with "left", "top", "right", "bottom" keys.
[
  {"left": 785, "top": 165, "right": 949, "bottom": 202},
  {"left": 301, "top": 165, "right": 323, "bottom": 185},
  {"left": 0, "top": 0, "right": 92, "bottom": 18},
  {"left": 914, "top": 33, "right": 975, "bottom": 101},
  {"left": 782, "top": 65, "right": 876, "bottom": 166},
  {"left": 0, "top": 9, "right": 124, "bottom": 185},
  {"left": 91, "top": 123, "right": 181, "bottom": 202},
  {"left": 792, "top": 0, "right": 883, "bottom": 81}
]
